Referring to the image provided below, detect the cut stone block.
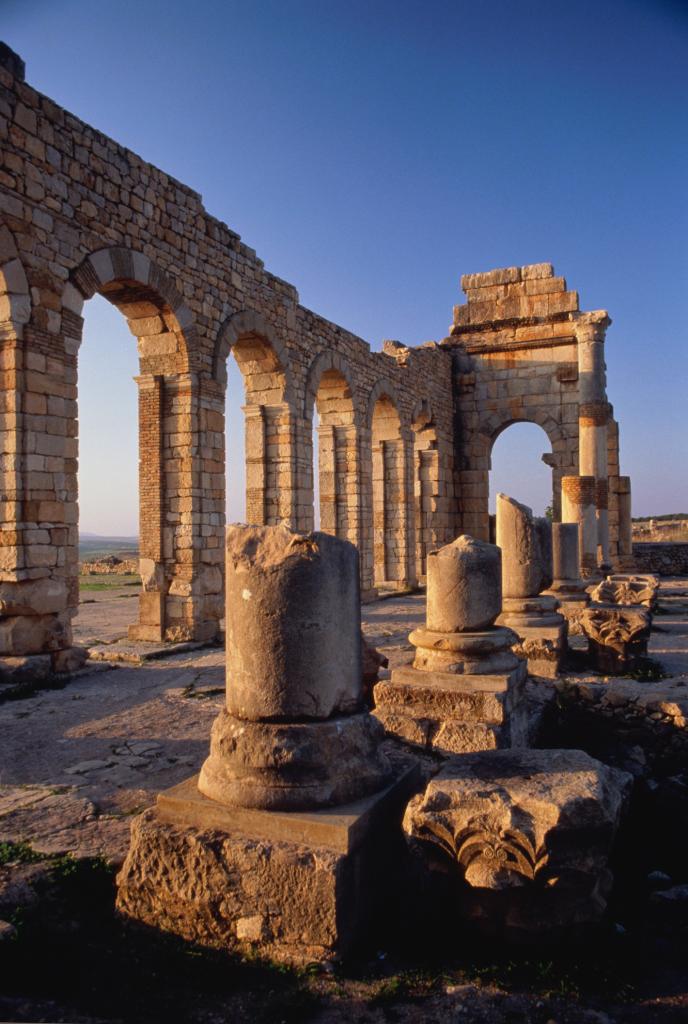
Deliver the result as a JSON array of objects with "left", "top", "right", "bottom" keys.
[
  {"left": 116, "top": 765, "right": 417, "bottom": 965},
  {"left": 403, "top": 748, "right": 632, "bottom": 939},
  {"left": 374, "top": 659, "right": 528, "bottom": 755}
]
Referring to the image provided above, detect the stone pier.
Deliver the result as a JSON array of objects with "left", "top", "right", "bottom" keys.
[
  {"left": 577, "top": 316, "right": 612, "bottom": 571},
  {"left": 496, "top": 494, "right": 567, "bottom": 678},
  {"left": 116, "top": 526, "right": 412, "bottom": 964},
  {"left": 543, "top": 522, "right": 589, "bottom": 634},
  {"left": 373, "top": 534, "right": 527, "bottom": 754}
]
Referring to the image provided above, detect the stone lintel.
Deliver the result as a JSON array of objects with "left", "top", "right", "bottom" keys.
[{"left": 156, "top": 767, "right": 418, "bottom": 856}]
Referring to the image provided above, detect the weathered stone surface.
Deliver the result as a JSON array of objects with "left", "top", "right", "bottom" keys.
[
  {"left": 198, "top": 710, "right": 391, "bottom": 811},
  {"left": 590, "top": 577, "right": 659, "bottom": 610},
  {"left": 426, "top": 535, "right": 501, "bottom": 633},
  {"left": 117, "top": 763, "right": 414, "bottom": 965},
  {"left": 496, "top": 495, "right": 547, "bottom": 599},
  {"left": 224, "top": 525, "right": 362, "bottom": 721},
  {"left": 0, "top": 578, "right": 68, "bottom": 616},
  {"left": 580, "top": 604, "right": 652, "bottom": 673},
  {"left": 0, "top": 612, "right": 69, "bottom": 657},
  {"left": 403, "top": 748, "right": 632, "bottom": 938}
]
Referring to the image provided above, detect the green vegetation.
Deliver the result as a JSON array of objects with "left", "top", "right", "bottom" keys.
[{"left": 79, "top": 575, "right": 140, "bottom": 592}]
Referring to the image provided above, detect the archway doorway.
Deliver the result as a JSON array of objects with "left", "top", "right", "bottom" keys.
[
  {"left": 489, "top": 421, "right": 554, "bottom": 537},
  {"left": 76, "top": 294, "right": 139, "bottom": 644}
]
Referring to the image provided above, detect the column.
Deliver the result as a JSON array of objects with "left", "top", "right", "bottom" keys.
[
  {"left": 577, "top": 317, "right": 611, "bottom": 569},
  {"left": 561, "top": 475, "right": 598, "bottom": 577}
]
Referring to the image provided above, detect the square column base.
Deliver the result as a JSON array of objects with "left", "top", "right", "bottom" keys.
[
  {"left": 116, "top": 768, "right": 417, "bottom": 966},
  {"left": 373, "top": 662, "right": 528, "bottom": 756},
  {"left": 511, "top": 622, "right": 568, "bottom": 678}
]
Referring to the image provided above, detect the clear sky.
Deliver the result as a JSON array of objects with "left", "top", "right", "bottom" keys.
[{"left": 4, "top": 0, "right": 687, "bottom": 534}]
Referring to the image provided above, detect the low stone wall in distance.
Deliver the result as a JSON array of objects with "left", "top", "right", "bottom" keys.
[{"left": 633, "top": 543, "right": 688, "bottom": 577}]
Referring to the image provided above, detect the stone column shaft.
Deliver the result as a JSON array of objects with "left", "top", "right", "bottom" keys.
[
  {"left": 577, "top": 320, "right": 611, "bottom": 567},
  {"left": 562, "top": 475, "right": 598, "bottom": 577}
]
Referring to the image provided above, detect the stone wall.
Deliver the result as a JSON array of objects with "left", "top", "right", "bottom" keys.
[
  {"left": 633, "top": 544, "right": 688, "bottom": 577},
  {"left": 442, "top": 265, "right": 628, "bottom": 568},
  {"left": 0, "top": 41, "right": 633, "bottom": 668},
  {"left": 0, "top": 45, "right": 455, "bottom": 659}
]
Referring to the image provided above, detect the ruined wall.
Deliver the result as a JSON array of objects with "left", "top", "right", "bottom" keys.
[
  {"left": 0, "top": 44, "right": 455, "bottom": 664},
  {"left": 442, "top": 264, "right": 629, "bottom": 568},
  {"left": 0, "top": 41, "right": 632, "bottom": 671}
]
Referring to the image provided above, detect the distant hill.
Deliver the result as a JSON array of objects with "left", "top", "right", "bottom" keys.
[
  {"left": 633, "top": 514, "right": 688, "bottom": 522},
  {"left": 79, "top": 534, "right": 139, "bottom": 561}
]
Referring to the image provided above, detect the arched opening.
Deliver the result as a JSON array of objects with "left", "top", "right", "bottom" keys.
[
  {"left": 412, "top": 402, "right": 439, "bottom": 581},
  {"left": 76, "top": 272, "right": 191, "bottom": 642},
  {"left": 76, "top": 294, "right": 139, "bottom": 642},
  {"left": 308, "top": 367, "right": 357, "bottom": 542},
  {"left": 215, "top": 315, "right": 290, "bottom": 529},
  {"left": 225, "top": 355, "right": 246, "bottom": 523},
  {"left": 489, "top": 421, "right": 554, "bottom": 536},
  {"left": 371, "top": 393, "right": 404, "bottom": 589}
]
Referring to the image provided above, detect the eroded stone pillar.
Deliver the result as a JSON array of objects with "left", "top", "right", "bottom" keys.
[
  {"left": 117, "top": 526, "right": 410, "bottom": 964},
  {"left": 577, "top": 317, "right": 611, "bottom": 569},
  {"left": 543, "top": 522, "right": 589, "bottom": 633},
  {"left": 374, "top": 534, "right": 527, "bottom": 753},
  {"left": 561, "top": 475, "right": 598, "bottom": 577},
  {"left": 616, "top": 476, "right": 634, "bottom": 571},
  {"left": 496, "top": 494, "right": 567, "bottom": 677},
  {"left": 199, "top": 526, "right": 389, "bottom": 808}
]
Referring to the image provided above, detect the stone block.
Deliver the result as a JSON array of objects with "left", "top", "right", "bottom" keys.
[
  {"left": 116, "top": 765, "right": 417, "bottom": 965},
  {"left": 403, "top": 748, "right": 632, "bottom": 939}
]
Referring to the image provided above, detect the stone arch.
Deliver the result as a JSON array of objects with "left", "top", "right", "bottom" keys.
[
  {"left": 67, "top": 247, "right": 194, "bottom": 371},
  {"left": 213, "top": 309, "right": 296, "bottom": 530},
  {"left": 59, "top": 247, "right": 210, "bottom": 644},
  {"left": 465, "top": 412, "right": 577, "bottom": 542},
  {"left": 369, "top": 385, "right": 415, "bottom": 590},
  {"left": 303, "top": 349, "right": 361, "bottom": 424},
  {"left": 303, "top": 350, "right": 361, "bottom": 547},
  {"left": 212, "top": 309, "right": 292, "bottom": 400},
  {"left": 366, "top": 378, "right": 404, "bottom": 430}
]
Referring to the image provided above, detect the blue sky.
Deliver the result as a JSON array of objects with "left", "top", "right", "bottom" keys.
[{"left": 4, "top": 0, "right": 687, "bottom": 532}]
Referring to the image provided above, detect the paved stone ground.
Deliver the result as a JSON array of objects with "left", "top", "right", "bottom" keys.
[{"left": 0, "top": 580, "right": 686, "bottom": 866}]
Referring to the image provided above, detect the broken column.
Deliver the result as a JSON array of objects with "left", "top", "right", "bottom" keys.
[
  {"left": 496, "top": 494, "right": 567, "bottom": 678},
  {"left": 543, "top": 522, "right": 589, "bottom": 634},
  {"left": 561, "top": 475, "right": 598, "bottom": 578},
  {"left": 117, "top": 526, "right": 409, "bottom": 964},
  {"left": 373, "top": 534, "right": 528, "bottom": 754},
  {"left": 615, "top": 476, "right": 635, "bottom": 571}
]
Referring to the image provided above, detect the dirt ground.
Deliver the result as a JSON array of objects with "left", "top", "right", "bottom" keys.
[{"left": 1, "top": 581, "right": 687, "bottom": 1023}]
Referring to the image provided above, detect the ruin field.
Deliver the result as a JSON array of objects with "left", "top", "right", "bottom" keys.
[{"left": 2, "top": 579, "right": 688, "bottom": 1023}]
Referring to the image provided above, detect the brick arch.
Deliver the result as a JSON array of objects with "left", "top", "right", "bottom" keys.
[
  {"left": 212, "top": 308, "right": 293, "bottom": 402},
  {"left": 303, "top": 350, "right": 362, "bottom": 424},
  {"left": 67, "top": 247, "right": 194, "bottom": 369}
]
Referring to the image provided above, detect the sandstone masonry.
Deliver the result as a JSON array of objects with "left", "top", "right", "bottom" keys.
[{"left": 0, "top": 44, "right": 633, "bottom": 667}]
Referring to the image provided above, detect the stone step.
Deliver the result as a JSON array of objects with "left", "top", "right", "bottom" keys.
[
  {"left": 374, "top": 707, "right": 503, "bottom": 754},
  {"left": 375, "top": 672, "right": 509, "bottom": 725}
]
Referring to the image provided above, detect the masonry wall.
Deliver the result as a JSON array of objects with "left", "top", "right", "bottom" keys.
[{"left": 0, "top": 45, "right": 456, "bottom": 662}]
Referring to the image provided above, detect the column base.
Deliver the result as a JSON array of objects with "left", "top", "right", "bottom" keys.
[
  {"left": 497, "top": 599, "right": 568, "bottom": 678},
  {"left": 116, "top": 767, "right": 417, "bottom": 966},
  {"left": 373, "top": 660, "right": 528, "bottom": 756}
]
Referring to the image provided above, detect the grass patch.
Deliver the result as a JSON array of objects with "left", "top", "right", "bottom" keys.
[{"left": 79, "top": 575, "right": 140, "bottom": 592}]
